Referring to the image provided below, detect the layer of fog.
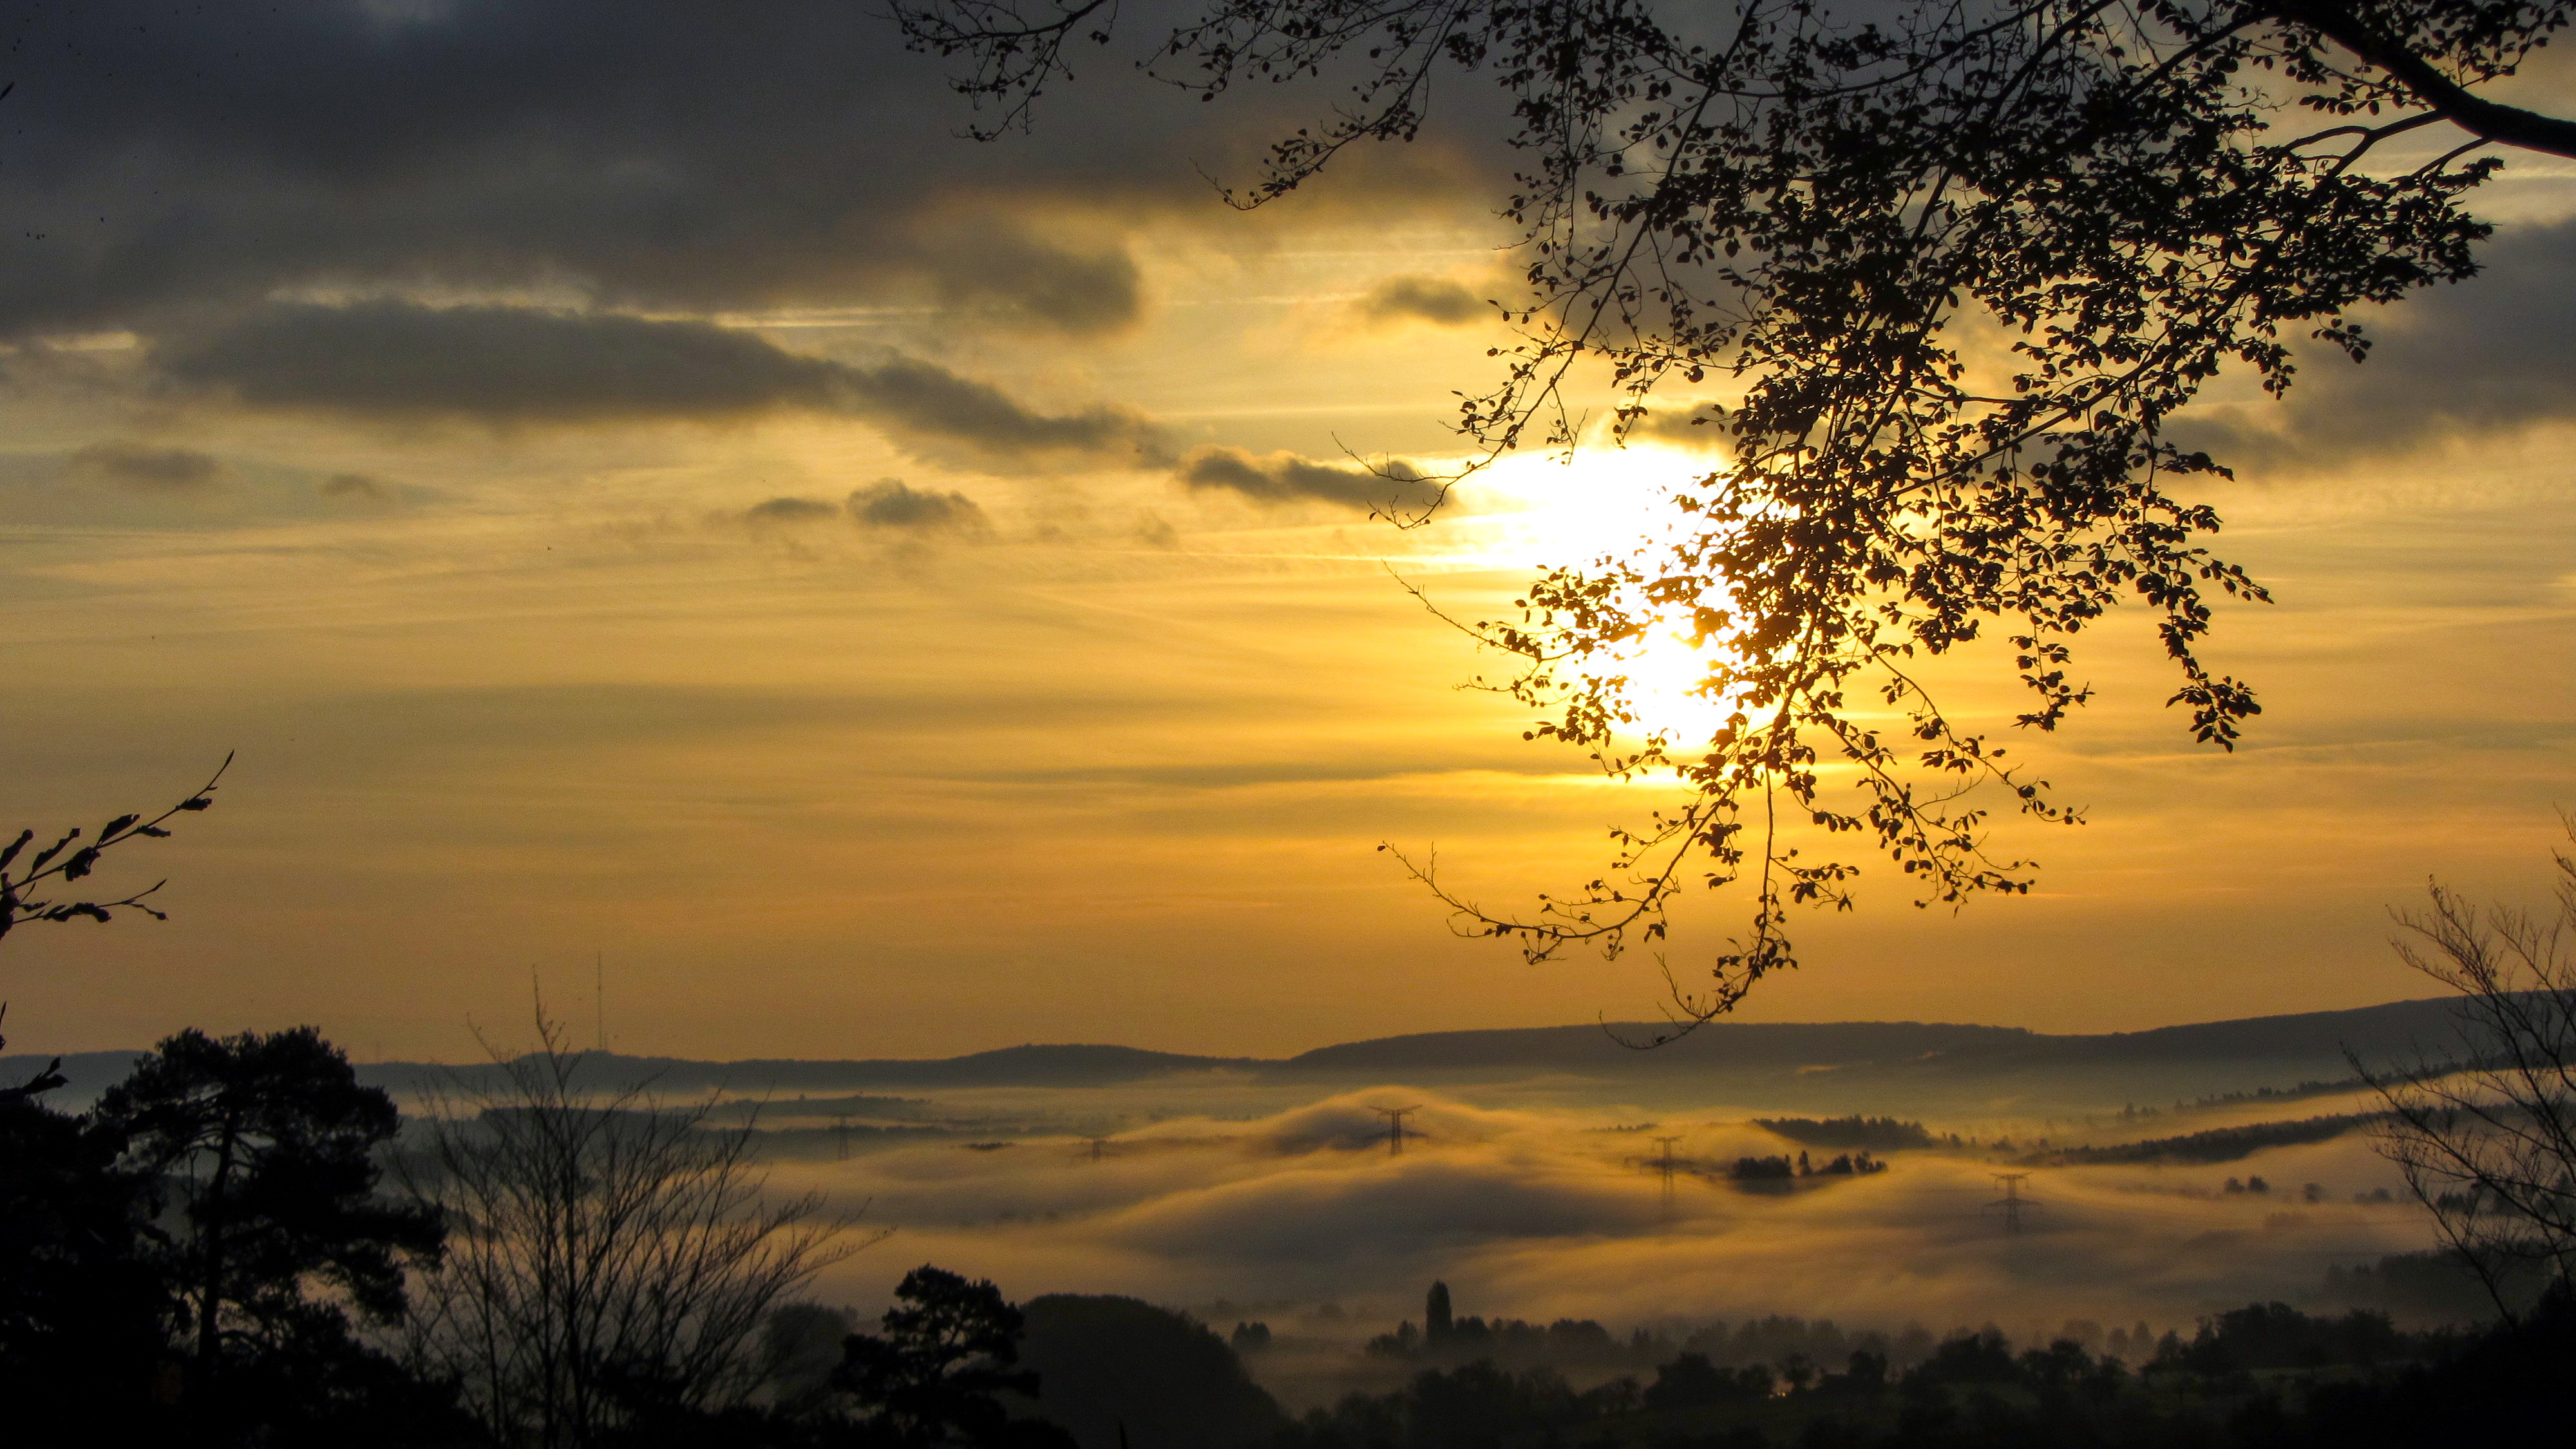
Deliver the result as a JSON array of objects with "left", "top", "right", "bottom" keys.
[{"left": 759, "top": 1081, "right": 2435, "bottom": 1405}]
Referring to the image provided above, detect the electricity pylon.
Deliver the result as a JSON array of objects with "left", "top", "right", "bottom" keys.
[
  {"left": 1649, "top": 1135, "right": 1683, "bottom": 1212},
  {"left": 1372, "top": 1104, "right": 1421, "bottom": 1157},
  {"left": 1985, "top": 1172, "right": 2037, "bottom": 1234}
]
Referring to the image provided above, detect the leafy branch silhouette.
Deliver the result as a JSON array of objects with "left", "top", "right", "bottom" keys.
[{"left": 1, "top": 752, "right": 231, "bottom": 1099}]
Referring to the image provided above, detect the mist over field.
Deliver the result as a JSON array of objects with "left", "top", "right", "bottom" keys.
[
  {"left": 783, "top": 1084, "right": 2428, "bottom": 1355},
  {"left": 9, "top": 999, "right": 2451, "bottom": 1376},
  {"left": 23, "top": 999, "right": 2421, "bottom": 1410}
]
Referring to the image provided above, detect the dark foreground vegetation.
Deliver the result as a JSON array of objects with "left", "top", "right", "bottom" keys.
[
  {"left": 12, "top": 1016, "right": 2566, "bottom": 1449},
  {"left": 8, "top": 791, "right": 2573, "bottom": 1446},
  {"left": 0, "top": 1021, "right": 1085, "bottom": 1448},
  {"left": 1276, "top": 1291, "right": 2574, "bottom": 1449}
]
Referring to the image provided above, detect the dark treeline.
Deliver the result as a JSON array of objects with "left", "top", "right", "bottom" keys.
[
  {"left": 1726, "top": 1151, "right": 1889, "bottom": 1182},
  {"left": 2032, "top": 1115, "right": 2372, "bottom": 1168},
  {"left": 0, "top": 1023, "right": 1083, "bottom": 1448},
  {"left": 1361, "top": 1298, "right": 1933, "bottom": 1379},
  {"left": 1750, "top": 1117, "right": 1935, "bottom": 1151},
  {"left": 3, "top": 1025, "right": 467, "bottom": 1447},
  {"left": 6, "top": 1014, "right": 2563, "bottom": 1449},
  {"left": 10, "top": 1025, "right": 2568, "bottom": 1449},
  {"left": 1285, "top": 1291, "right": 2573, "bottom": 1449},
  {"left": 2321, "top": 1250, "right": 2555, "bottom": 1324},
  {"left": 1366, "top": 1298, "right": 1666, "bottom": 1372}
]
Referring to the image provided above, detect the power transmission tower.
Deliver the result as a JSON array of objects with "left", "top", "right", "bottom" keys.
[
  {"left": 1985, "top": 1172, "right": 2037, "bottom": 1234},
  {"left": 1372, "top": 1104, "right": 1420, "bottom": 1157},
  {"left": 1649, "top": 1135, "right": 1683, "bottom": 1212},
  {"left": 833, "top": 1115, "right": 852, "bottom": 1162},
  {"left": 1081, "top": 1135, "right": 1111, "bottom": 1162}
]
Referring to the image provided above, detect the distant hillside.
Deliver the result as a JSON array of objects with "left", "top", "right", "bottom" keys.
[
  {"left": 0, "top": 1050, "right": 151, "bottom": 1097},
  {"left": 1271, "top": 999, "right": 2473, "bottom": 1113},
  {"left": 2058, "top": 998, "right": 2471, "bottom": 1066},
  {"left": 9, "top": 998, "right": 2473, "bottom": 1108},
  {"left": 351, "top": 1043, "right": 1262, "bottom": 1098},
  {"left": 1281, "top": 998, "right": 2468, "bottom": 1079},
  {"left": 1281, "top": 1020, "right": 2037, "bottom": 1074}
]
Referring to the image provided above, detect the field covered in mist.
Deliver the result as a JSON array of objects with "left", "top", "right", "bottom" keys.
[
  {"left": 775, "top": 1080, "right": 2426, "bottom": 1335},
  {"left": 618, "top": 1006, "right": 2467, "bottom": 1409},
  {"left": 7, "top": 999, "right": 2468, "bottom": 1412}
]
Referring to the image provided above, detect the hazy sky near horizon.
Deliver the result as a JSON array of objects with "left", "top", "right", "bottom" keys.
[{"left": 7, "top": 2, "right": 2576, "bottom": 1061}]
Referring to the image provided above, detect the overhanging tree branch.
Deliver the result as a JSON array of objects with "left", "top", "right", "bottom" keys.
[
  {"left": 892, "top": 0, "right": 2567, "bottom": 1008},
  {"left": 2278, "top": 1, "right": 2576, "bottom": 160}
]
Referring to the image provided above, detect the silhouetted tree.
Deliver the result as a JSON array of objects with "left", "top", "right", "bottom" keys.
[
  {"left": 0, "top": 1077, "right": 170, "bottom": 1444},
  {"left": 0, "top": 762, "right": 228, "bottom": 1443},
  {"left": 896, "top": 0, "right": 2576, "bottom": 1010},
  {"left": 762, "top": 1303, "right": 862, "bottom": 1420},
  {"left": 1014, "top": 1293, "right": 1286, "bottom": 1449},
  {"left": 96, "top": 1026, "right": 450, "bottom": 1441},
  {"left": 2364, "top": 825, "right": 2576, "bottom": 1307},
  {"left": 1424, "top": 1280, "right": 1454, "bottom": 1342},
  {"left": 2298, "top": 1284, "right": 2576, "bottom": 1446},
  {"left": 1841, "top": 1350, "right": 1888, "bottom": 1392},
  {"left": 835, "top": 1265, "right": 1073, "bottom": 1447},
  {"left": 1912, "top": 1329, "right": 2020, "bottom": 1386},
  {"left": 2172, "top": 1302, "right": 2405, "bottom": 1373},
  {"left": 1643, "top": 1351, "right": 1770, "bottom": 1410},
  {"left": 397, "top": 1009, "right": 868, "bottom": 1448},
  {"left": 1406, "top": 1360, "right": 1586, "bottom": 1449}
]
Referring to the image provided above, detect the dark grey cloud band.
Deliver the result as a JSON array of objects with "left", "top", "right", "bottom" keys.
[{"left": 157, "top": 301, "right": 1165, "bottom": 465}]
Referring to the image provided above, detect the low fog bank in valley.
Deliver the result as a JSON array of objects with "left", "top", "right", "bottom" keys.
[
  {"left": 374, "top": 1003, "right": 2465, "bottom": 1411},
  {"left": 6, "top": 1000, "right": 2469, "bottom": 1412},
  {"left": 775, "top": 1087, "right": 2429, "bottom": 1366}
]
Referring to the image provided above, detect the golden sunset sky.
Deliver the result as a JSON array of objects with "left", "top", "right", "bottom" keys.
[{"left": 7, "top": 2, "right": 2576, "bottom": 1060}]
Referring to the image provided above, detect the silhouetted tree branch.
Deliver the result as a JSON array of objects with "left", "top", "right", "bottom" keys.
[
  {"left": 1, "top": 754, "right": 230, "bottom": 1101},
  {"left": 1, "top": 753, "right": 227, "bottom": 943},
  {"left": 395, "top": 1005, "right": 880, "bottom": 1446},
  {"left": 2362, "top": 824, "right": 2576, "bottom": 1315},
  {"left": 895, "top": 0, "right": 2571, "bottom": 1015},
  {"left": 835, "top": 1264, "right": 1074, "bottom": 1446},
  {"left": 2276, "top": 2, "right": 2576, "bottom": 158}
]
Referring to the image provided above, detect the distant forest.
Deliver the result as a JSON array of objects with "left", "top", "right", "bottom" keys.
[
  {"left": 994, "top": 1273, "right": 2573, "bottom": 1449},
  {"left": 2030, "top": 1114, "right": 2371, "bottom": 1167},
  {"left": 1751, "top": 1116, "right": 1935, "bottom": 1150},
  {"left": 1262, "top": 1294, "right": 2571, "bottom": 1449}
]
